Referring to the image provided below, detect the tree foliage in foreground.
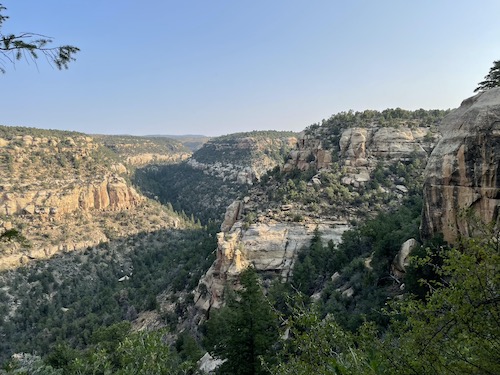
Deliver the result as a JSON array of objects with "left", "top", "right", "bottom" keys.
[
  {"left": 272, "top": 228, "right": 500, "bottom": 375},
  {"left": 0, "top": 3, "right": 79, "bottom": 73},
  {"left": 3, "top": 327, "right": 195, "bottom": 375},
  {"left": 474, "top": 59, "right": 500, "bottom": 92},
  {"left": 204, "top": 267, "right": 278, "bottom": 375},
  {"left": 385, "top": 232, "right": 500, "bottom": 374}
]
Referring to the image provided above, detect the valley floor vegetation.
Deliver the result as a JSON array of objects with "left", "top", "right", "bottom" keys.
[
  {"left": 0, "top": 107, "right": 497, "bottom": 374},
  {"left": 2, "top": 195, "right": 498, "bottom": 374}
]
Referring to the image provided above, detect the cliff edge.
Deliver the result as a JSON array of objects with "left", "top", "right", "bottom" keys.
[{"left": 421, "top": 87, "right": 500, "bottom": 243}]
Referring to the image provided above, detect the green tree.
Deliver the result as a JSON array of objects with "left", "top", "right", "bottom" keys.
[
  {"left": 205, "top": 267, "right": 278, "bottom": 375},
  {"left": 0, "top": 3, "right": 79, "bottom": 73},
  {"left": 383, "top": 231, "right": 500, "bottom": 374},
  {"left": 67, "top": 329, "right": 191, "bottom": 375},
  {"left": 474, "top": 59, "right": 500, "bottom": 92},
  {"left": 271, "top": 228, "right": 500, "bottom": 375},
  {"left": 271, "top": 302, "right": 383, "bottom": 375}
]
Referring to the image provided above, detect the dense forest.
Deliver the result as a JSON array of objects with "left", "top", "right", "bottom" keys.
[{"left": 3, "top": 201, "right": 498, "bottom": 374}]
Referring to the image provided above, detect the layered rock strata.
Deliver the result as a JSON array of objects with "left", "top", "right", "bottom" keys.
[
  {"left": 421, "top": 88, "right": 500, "bottom": 243},
  {"left": 0, "top": 176, "right": 143, "bottom": 218},
  {"left": 188, "top": 135, "right": 297, "bottom": 184},
  {"left": 0, "top": 129, "right": 182, "bottom": 269},
  {"left": 285, "top": 126, "right": 436, "bottom": 174},
  {"left": 194, "top": 200, "right": 349, "bottom": 312}
]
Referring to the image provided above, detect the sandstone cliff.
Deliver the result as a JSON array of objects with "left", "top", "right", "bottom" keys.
[
  {"left": 285, "top": 124, "right": 438, "bottom": 177},
  {"left": 188, "top": 132, "right": 297, "bottom": 184},
  {"left": 94, "top": 134, "right": 191, "bottom": 167},
  {"left": 421, "top": 88, "right": 500, "bottom": 243},
  {"left": 194, "top": 205, "right": 349, "bottom": 312},
  {"left": 194, "top": 110, "right": 448, "bottom": 313},
  {"left": 0, "top": 128, "right": 185, "bottom": 269}
]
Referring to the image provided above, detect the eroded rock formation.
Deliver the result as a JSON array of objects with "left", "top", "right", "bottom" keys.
[
  {"left": 285, "top": 126, "right": 435, "bottom": 172},
  {"left": 0, "top": 176, "right": 143, "bottom": 218},
  {"left": 0, "top": 129, "right": 184, "bottom": 269},
  {"left": 391, "top": 238, "right": 419, "bottom": 278},
  {"left": 421, "top": 88, "right": 500, "bottom": 243},
  {"left": 188, "top": 135, "right": 297, "bottom": 184},
  {"left": 194, "top": 201, "right": 349, "bottom": 312}
]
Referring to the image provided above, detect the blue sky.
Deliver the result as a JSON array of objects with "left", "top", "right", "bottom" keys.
[{"left": 1, "top": 1, "right": 499, "bottom": 137}]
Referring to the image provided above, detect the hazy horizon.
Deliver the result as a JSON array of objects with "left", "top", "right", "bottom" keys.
[{"left": 1, "top": 1, "right": 499, "bottom": 137}]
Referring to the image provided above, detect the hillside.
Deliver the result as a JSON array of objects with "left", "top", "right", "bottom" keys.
[
  {"left": 0, "top": 125, "right": 216, "bottom": 364},
  {"left": 94, "top": 134, "right": 191, "bottom": 166},
  {"left": 195, "top": 108, "right": 448, "bottom": 313},
  {"left": 1, "top": 100, "right": 499, "bottom": 375},
  {"left": 148, "top": 134, "right": 211, "bottom": 152},
  {"left": 0, "top": 126, "right": 190, "bottom": 269},
  {"left": 133, "top": 130, "right": 298, "bottom": 224}
]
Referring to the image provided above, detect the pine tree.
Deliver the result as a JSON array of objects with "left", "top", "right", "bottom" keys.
[
  {"left": 205, "top": 267, "right": 278, "bottom": 375},
  {"left": 474, "top": 60, "right": 500, "bottom": 92},
  {"left": 0, "top": 3, "right": 79, "bottom": 73}
]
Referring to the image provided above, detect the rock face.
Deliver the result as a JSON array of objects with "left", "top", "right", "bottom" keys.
[
  {"left": 341, "top": 127, "right": 430, "bottom": 162},
  {"left": 421, "top": 88, "right": 500, "bottom": 243},
  {"left": 0, "top": 128, "right": 183, "bottom": 269},
  {"left": 194, "top": 205, "right": 349, "bottom": 312},
  {"left": 285, "top": 126, "right": 435, "bottom": 173},
  {"left": 0, "top": 176, "right": 143, "bottom": 218},
  {"left": 189, "top": 134, "right": 297, "bottom": 184},
  {"left": 391, "top": 238, "right": 419, "bottom": 278},
  {"left": 187, "top": 158, "right": 258, "bottom": 185},
  {"left": 284, "top": 134, "right": 333, "bottom": 171},
  {"left": 125, "top": 153, "right": 190, "bottom": 166},
  {"left": 220, "top": 200, "right": 243, "bottom": 232},
  {"left": 93, "top": 134, "right": 192, "bottom": 167}
]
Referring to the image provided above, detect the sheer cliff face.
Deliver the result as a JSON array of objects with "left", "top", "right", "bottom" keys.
[
  {"left": 421, "top": 88, "right": 500, "bottom": 243},
  {"left": 285, "top": 126, "right": 437, "bottom": 172},
  {"left": 194, "top": 212, "right": 349, "bottom": 312}
]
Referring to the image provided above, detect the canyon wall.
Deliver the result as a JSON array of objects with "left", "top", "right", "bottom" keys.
[
  {"left": 0, "top": 130, "right": 184, "bottom": 269},
  {"left": 195, "top": 118, "right": 442, "bottom": 313},
  {"left": 194, "top": 200, "right": 348, "bottom": 312},
  {"left": 421, "top": 88, "right": 500, "bottom": 243},
  {"left": 188, "top": 134, "right": 297, "bottom": 184}
]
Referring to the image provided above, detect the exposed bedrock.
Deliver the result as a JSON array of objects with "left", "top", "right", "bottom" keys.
[{"left": 421, "top": 87, "right": 500, "bottom": 243}]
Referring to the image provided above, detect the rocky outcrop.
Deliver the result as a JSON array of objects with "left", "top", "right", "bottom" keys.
[
  {"left": 0, "top": 127, "right": 184, "bottom": 270},
  {"left": 189, "top": 134, "right": 297, "bottom": 184},
  {"left": 187, "top": 159, "right": 257, "bottom": 185},
  {"left": 194, "top": 211, "right": 349, "bottom": 312},
  {"left": 220, "top": 200, "right": 243, "bottom": 232},
  {"left": 126, "top": 152, "right": 190, "bottom": 166},
  {"left": 421, "top": 88, "right": 500, "bottom": 243},
  {"left": 0, "top": 175, "right": 143, "bottom": 218},
  {"left": 391, "top": 238, "right": 419, "bottom": 278},
  {"left": 284, "top": 134, "right": 333, "bottom": 171},
  {"left": 93, "top": 134, "right": 192, "bottom": 167},
  {"left": 341, "top": 127, "right": 429, "bottom": 163},
  {"left": 285, "top": 126, "right": 436, "bottom": 173}
]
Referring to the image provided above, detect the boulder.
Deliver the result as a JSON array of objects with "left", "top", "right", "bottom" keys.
[
  {"left": 198, "top": 352, "right": 225, "bottom": 374},
  {"left": 392, "top": 238, "right": 419, "bottom": 277},
  {"left": 23, "top": 204, "right": 35, "bottom": 215}
]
